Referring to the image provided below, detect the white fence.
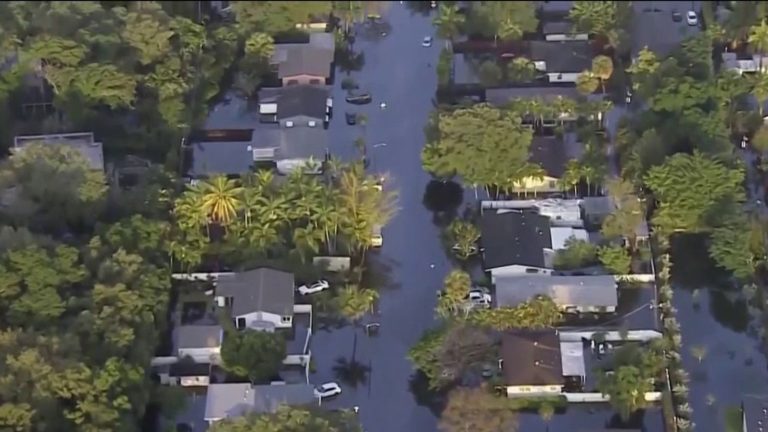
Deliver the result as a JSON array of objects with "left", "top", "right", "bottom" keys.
[
  {"left": 615, "top": 274, "right": 656, "bottom": 282},
  {"left": 559, "top": 329, "right": 663, "bottom": 342},
  {"left": 564, "top": 392, "right": 662, "bottom": 403},
  {"left": 171, "top": 272, "right": 234, "bottom": 281}
]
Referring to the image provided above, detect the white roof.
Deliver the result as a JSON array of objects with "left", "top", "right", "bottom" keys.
[
  {"left": 482, "top": 199, "right": 582, "bottom": 221},
  {"left": 495, "top": 275, "right": 618, "bottom": 309},
  {"left": 560, "top": 341, "right": 586, "bottom": 377},
  {"left": 550, "top": 227, "right": 588, "bottom": 250}
]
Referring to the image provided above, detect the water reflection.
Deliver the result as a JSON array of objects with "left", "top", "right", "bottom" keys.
[
  {"left": 408, "top": 372, "right": 448, "bottom": 417},
  {"left": 422, "top": 180, "right": 464, "bottom": 226},
  {"left": 333, "top": 356, "right": 372, "bottom": 389},
  {"left": 709, "top": 290, "right": 749, "bottom": 334}
]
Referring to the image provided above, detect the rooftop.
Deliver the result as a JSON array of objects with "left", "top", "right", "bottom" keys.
[
  {"left": 494, "top": 275, "right": 618, "bottom": 310},
  {"left": 480, "top": 210, "right": 553, "bottom": 270},
  {"left": 204, "top": 383, "right": 317, "bottom": 421},
  {"left": 485, "top": 86, "right": 605, "bottom": 108},
  {"left": 560, "top": 340, "right": 587, "bottom": 377},
  {"left": 542, "top": 21, "right": 576, "bottom": 35},
  {"left": 529, "top": 40, "right": 594, "bottom": 73},
  {"left": 14, "top": 132, "right": 104, "bottom": 171},
  {"left": 501, "top": 330, "right": 564, "bottom": 386},
  {"left": 272, "top": 32, "right": 335, "bottom": 79},
  {"left": 550, "top": 226, "right": 589, "bottom": 250},
  {"left": 177, "top": 325, "right": 223, "bottom": 350},
  {"left": 216, "top": 268, "right": 295, "bottom": 317},
  {"left": 259, "top": 85, "right": 330, "bottom": 121}
]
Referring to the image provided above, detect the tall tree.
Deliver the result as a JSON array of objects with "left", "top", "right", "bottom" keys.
[
  {"left": 576, "top": 70, "right": 600, "bottom": 95},
  {"left": 209, "top": 406, "right": 362, "bottom": 432},
  {"left": 709, "top": 214, "right": 758, "bottom": 280},
  {"left": 198, "top": 175, "right": 243, "bottom": 227},
  {"left": 439, "top": 386, "right": 518, "bottom": 432},
  {"left": 591, "top": 55, "right": 614, "bottom": 93},
  {"left": 569, "top": 1, "right": 619, "bottom": 46},
  {"left": 601, "top": 178, "right": 643, "bottom": 250},
  {"left": 435, "top": 270, "right": 472, "bottom": 318},
  {"left": 433, "top": 4, "right": 465, "bottom": 47},
  {"left": 598, "top": 365, "right": 652, "bottom": 421},
  {"left": 644, "top": 151, "right": 744, "bottom": 233},
  {"left": 231, "top": 1, "right": 333, "bottom": 34},
  {"left": 117, "top": 3, "right": 174, "bottom": 66},
  {"left": 748, "top": 19, "right": 768, "bottom": 72},
  {"left": 447, "top": 220, "right": 480, "bottom": 260},
  {"left": 598, "top": 245, "right": 632, "bottom": 274},
  {"left": 220, "top": 329, "right": 286, "bottom": 383}
]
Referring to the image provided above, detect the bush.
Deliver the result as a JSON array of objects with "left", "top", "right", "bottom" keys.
[
  {"left": 477, "top": 60, "right": 502, "bottom": 87},
  {"left": 553, "top": 237, "right": 598, "bottom": 270},
  {"left": 598, "top": 245, "right": 632, "bottom": 274}
]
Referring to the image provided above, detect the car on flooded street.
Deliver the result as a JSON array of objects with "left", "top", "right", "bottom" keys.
[{"left": 346, "top": 90, "right": 372, "bottom": 105}]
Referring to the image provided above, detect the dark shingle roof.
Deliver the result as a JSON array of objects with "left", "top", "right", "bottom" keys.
[
  {"left": 529, "top": 40, "right": 594, "bottom": 73},
  {"left": 501, "top": 330, "right": 563, "bottom": 386},
  {"left": 530, "top": 136, "right": 568, "bottom": 178},
  {"left": 278, "top": 45, "right": 332, "bottom": 78},
  {"left": 480, "top": 210, "right": 553, "bottom": 270},
  {"left": 204, "top": 383, "right": 317, "bottom": 421},
  {"left": 216, "top": 268, "right": 295, "bottom": 317},
  {"left": 177, "top": 325, "right": 223, "bottom": 350},
  {"left": 277, "top": 127, "right": 328, "bottom": 160},
  {"left": 266, "top": 85, "right": 329, "bottom": 121}
]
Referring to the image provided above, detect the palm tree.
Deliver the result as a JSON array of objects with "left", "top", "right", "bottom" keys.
[
  {"left": 199, "top": 175, "right": 243, "bottom": 227},
  {"left": 748, "top": 20, "right": 768, "bottom": 73},
  {"left": 173, "top": 188, "right": 208, "bottom": 234},
  {"left": 432, "top": 4, "right": 465, "bottom": 49},
  {"left": 750, "top": 73, "right": 768, "bottom": 115},
  {"left": 576, "top": 70, "right": 600, "bottom": 96},
  {"left": 292, "top": 224, "right": 324, "bottom": 262},
  {"left": 591, "top": 55, "right": 614, "bottom": 94},
  {"left": 561, "top": 159, "right": 582, "bottom": 196},
  {"left": 337, "top": 284, "right": 379, "bottom": 360},
  {"left": 314, "top": 190, "right": 343, "bottom": 253},
  {"left": 436, "top": 270, "right": 472, "bottom": 318},
  {"left": 332, "top": 356, "right": 371, "bottom": 388}
]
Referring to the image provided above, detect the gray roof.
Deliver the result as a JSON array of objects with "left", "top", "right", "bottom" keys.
[
  {"left": 530, "top": 136, "right": 568, "bottom": 178},
  {"left": 14, "top": 132, "right": 104, "bottom": 171},
  {"left": 494, "top": 275, "right": 618, "bottom": 309},
  {"left": 216, "top": 268, "right": 295, "bottom": 317},
  {"left": 272, "top": 33, "right": 335, "bottom": 79},
  {"left": 501, "top": 330, "right": 563, "bottom": 386},
  {"left": 177, "top": 325, "right": 223, "bottom": 350},
  {"left": 190, "top": 139, "right": 256, "bottom": 177},
  {"left": 529, "top": 40, "right": 594, "bottom": 73},
  {"left": 580, "top": 196, "right": 615, "bottom": 216},
  {"left": 485, "top": 87, "right": 605, "bottom": 107},
  {"left": 264, "top": 85, "right": 329, "bottom": 121},
  {"left": 204, "top": 383, "right": 317, "bottom": 421},
  {"left": 277, "top": 127, "right": 328, "bottom": 160},
  {"left": 542, "top": 21, "right": 575, "bottom": 35},
  {"left": 481, "top": 210, "right": 553, "bottom": 270}
]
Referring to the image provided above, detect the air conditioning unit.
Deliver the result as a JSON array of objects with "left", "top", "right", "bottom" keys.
[
  {"left": 308, "top": 121, "right": 317, "bottom": 127},
  {"left": 285, "top": 121, "right": 294, "bottom": 128}
]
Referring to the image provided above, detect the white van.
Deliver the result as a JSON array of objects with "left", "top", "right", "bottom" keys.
[{"left": 371, "top": 225, "right": 383, "bottom": 247}]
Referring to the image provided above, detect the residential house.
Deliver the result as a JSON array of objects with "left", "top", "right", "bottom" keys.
[
  {"left": 214, "top": 268, "right": 296, "bottom": 331},
  {"left": 722, "top": 51, "right": 768, "bottom": 75},
  {"left": 515, "top": 136, "right": 582, "bottom": 195},
  {"left": 482, "top": 199, "right": 583, "bottom": 226},
  {"left": 484, "top": 87, "right": 607, "bottom": 127},
  {"left": 13, "top": 132, "right": 104, "bottom": 171},
  {"left": 580, "top": 196, "right": 614, "bottom": 228},
  {"left": 480, "top": 210, "right": 555, "bottom": 280},
  {"left": 204, "top": 382, "right": 318, "bottom": 424},
  {"left": 550, "top": 226, "right": 588, "bottom": 250},
  {"left": 500, "top": 330, "right": 564, "bottom": 397},
  {"left": 529, "top": 40, "right": 595, "bottom": 83},
  {"left": 494, "top": 275, "right": 618, "bottom": 313},
  {"left": 271, "top": 33, "right": 335, "bottom": 86},
  {"left": 259, "top": 85, "right": 332, "bottom": 128},
  {"left": 176, "top": 325, "right": 223, "bottom": 363},
  {"left": 542, "top": 21, "right": 589, "bottom": 42}
]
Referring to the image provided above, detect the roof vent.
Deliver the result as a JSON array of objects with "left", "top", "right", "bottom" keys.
[
  {"left": 308, "top": 120, "right": 317, "bottom": 127},
  {"left": 285, "top": 121, "right": 294, "bottom": 128}
]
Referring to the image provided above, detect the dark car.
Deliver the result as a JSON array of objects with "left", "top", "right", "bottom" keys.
[
  {"left": 345, "top": 90, "right": 372, "bottom": 105},
  {"left": 671, "top": 9, "right": 682, "bottom": 22},
  {"left": 345, "top": 112, "right": 357, "bottom": 125}
]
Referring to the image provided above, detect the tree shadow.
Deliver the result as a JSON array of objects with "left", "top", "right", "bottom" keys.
[
  {"left": 404, "top": 1, "right": 434, "bottom": 16},
  {"left": 422, "top": 180, "right": 463, "bottom": 227},
  {"left": 336, "top": 47, "right": 366, "bottom": 75},
  {"left": 332, "top": 356, "right": 372, "bottom": 389},
  {"left": 408, "top": 372, "right": 449, "bottom": 418},
  {"left": 354, "top": 20, "right": 393, "bottom": 42},
  {"left": 605, "top": 409, "right": 649, "bottom": 429}
]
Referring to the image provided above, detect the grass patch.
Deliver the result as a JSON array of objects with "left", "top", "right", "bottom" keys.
[
  {"left": 507, "top": 395, "right": 568, "bottom": 411},
  {"left": 723, "top": 405, "right": 743, "bottom": 432}
]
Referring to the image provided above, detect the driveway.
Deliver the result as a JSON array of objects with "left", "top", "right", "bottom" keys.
[{"left": 310, "top": 4, "right": 449, "bottom": 432}]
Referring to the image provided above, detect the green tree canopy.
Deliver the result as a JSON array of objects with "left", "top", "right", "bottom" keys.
[
  {"left": 446, "top": 219, "right": 480, "bottom": 260},
  {"left": 436, "top": 270, "right": 472, "bottom": 318},
  {"left": 598, "top": 245, "right": 632, "bottom": 275},
  {"left": 553, "top": 237, "right": 598, "bottom": 270},
  {"left": 209, "top": 405, "right": 362, "bottom": 432},
  {"left": 644, "top": 151, "right": 744, "bottom": 233},
  {"left": 468, "top": 295, "right": 562, "bottom": 330},
  {"left": 708, "top": 214, "right": 760, "bottom": 280},
  {"left": 439, "top": 386, "right": 519, "bottom": 432},
  {"left": 231, "top": 1, "right": 332, "bottom": 34},
  {"left": 468, "top": 2, "right": 538, "bottom": 41},
  {"left": 221, "top": 329, "right": 286, "bottom": 383},
  {"left": 423, "top": 104, "right": 535, "bottom": 191},
  {"left": 569, "top": 1, "right": 619, "bottom": 45}
]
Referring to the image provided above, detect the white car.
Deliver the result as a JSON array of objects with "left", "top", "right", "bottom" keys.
[
  {"left": 686, "top": 11, "right": 698, "bottom": 26},
  {"left": 467, "top": 289, "right": 492, "bottom": 307},
  {"left": 314, "top": 382, "right": 342, "bottom": 398},
  {"left": 297, "top": 280, "right": 330, "bottom": 295},
  {"left": 422, "top": 36, "right": 433, "bottom": 47}
]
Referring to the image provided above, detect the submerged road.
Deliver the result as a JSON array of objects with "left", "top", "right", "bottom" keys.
[{"left": 310, "top": 4, "right": 448, "bottom": 432}]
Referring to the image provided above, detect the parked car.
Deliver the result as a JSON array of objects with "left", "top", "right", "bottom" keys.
[
  {"left": 422, "top": 36, "right": 433, "bottom": 47},
  {"left": 297, "top": 280, "right": 330, "bottom": 295},
  {"left": 467, "top": 289, "right": 492, "bottom": 308},
  {"left": 346, "top": 90, "right": 372, "bottom": 105},
  {"left": 345, "top": 112, "right": 357, "bottom": 125},
  {"left": 671, "top": 9, "right": 682, "bottom": 22},
  {"left": 686, "top": 10, "right": 698, "bottom": 26},
  {"left": 314, "top": 382, "right": 342, "bottom": 398}
]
